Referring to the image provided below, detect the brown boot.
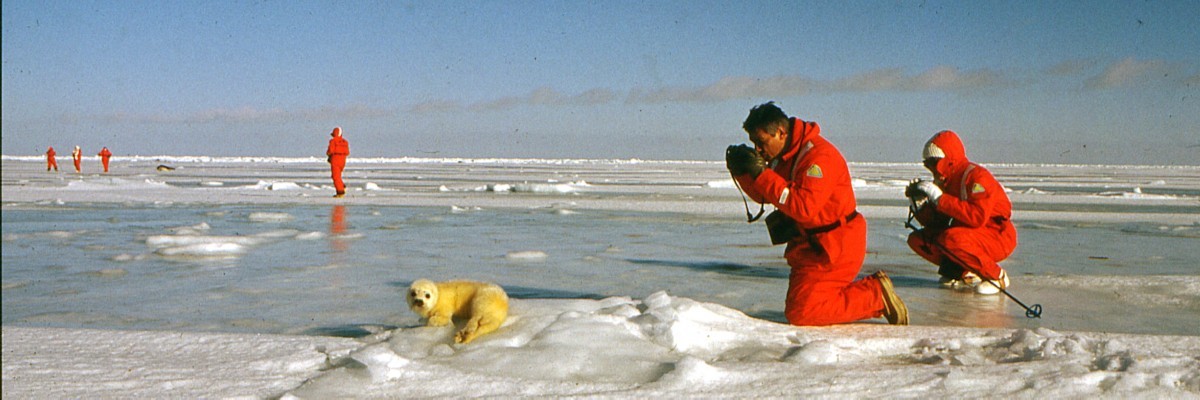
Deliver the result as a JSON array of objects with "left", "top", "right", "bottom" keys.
[{"left": 874, "top": 271, "right": 909, "bottom": 325}]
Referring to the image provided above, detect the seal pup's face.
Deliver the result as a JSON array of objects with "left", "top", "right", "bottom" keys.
[{"left": 407, "top": 279, "right": 438, "bottom": 317}]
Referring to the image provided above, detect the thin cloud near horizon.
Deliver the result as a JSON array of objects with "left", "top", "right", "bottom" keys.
[
  {"left": 88, "top": 104, "right": 395, "bottom": 125},
  {"left": 77, "top": 58, "right": 1192, "bottom": 124},
  {"left": 409, "top": 57, "right": 1190, "bottom": 113},
  {"left": 1084, "top": 57, "right": 1169, "bottom": 90}
]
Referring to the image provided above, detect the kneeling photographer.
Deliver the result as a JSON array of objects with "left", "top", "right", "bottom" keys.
[{"left": 726, "top": 102, "right": 907, "bottom": 326}]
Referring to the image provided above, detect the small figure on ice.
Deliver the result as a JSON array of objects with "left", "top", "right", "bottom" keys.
[
  {"left": 905, "top": 130, "right": 1018, "bottom": 295},
  {"left": 97, "top": 147, "right": 112, "bottom": 173},
  {"left": 45, "top": 146, "right": 59, "bottom": 172},
  {"left": 71, "top": 146, "right": 82, "bottom": 174},
  {"left": 326, "top": 126, "right": 350, "bottom": 198}
]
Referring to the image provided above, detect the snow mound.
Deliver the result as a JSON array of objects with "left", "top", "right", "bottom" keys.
[
  {"left": 145, "top": 234, "right": 265, "bottom": 248},
  {"left": 155, "top": 242, "right": 247, "bottom": 257},
  {"left": 248, "top": 212, "right": 295, "bottom": 222},
  {"left": 505, "top": 250, "right": 549, "bottom": 260},
  {"left": 703, "top": 180, "right": 735, "bottom": 189},
  {"left": 438, "top": 181, "right": 587, "bottom": 194},
  {"left": 450, "top": 205, "right": 481, "bottom": 213},
  {"left": 242, "top": 180, "right": 303, "bottom": 191},
  {"left": 267, "top": 182, "right": 302, "bottom": 191},
  {"left": 295, "top": 231, "right": 325, "bottom": 240},
  {"left": 510, "top": 183, "right": 576, "bottom": 193},
  {"left": 145, "top": 228, "right": 302, "bottom": 259},
  {"left": 146, "top": 234, "right": 261, "bottom": 258},
  {"left": 168, "top": 222, "right": 211, "bottom": 234},
  {"left": 285, "top": 293, "right": 1200, "bottom": 398},
  {"left": 64, "top": 178, "right": 170, "bottom": 190},
  {"left": 1094, "top": 187, "right": 1177, "bottom": 199}
]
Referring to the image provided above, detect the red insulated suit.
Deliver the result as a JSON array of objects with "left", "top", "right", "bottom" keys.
[
  {"left": 46, "top": 147, "right": 59, "bottom": 171},
  {"left": 71, "top": 147, "right": 82, "bottom": 173},
  {"left": 98, "top": 147, "right": 112, "bottom": 173},
  {"left": 326, "top": 130, "right": 350, "bottom": 195},
  {"left": 907, "top": 130, "right": 1017, "bottom": 280},
  {"left": 735, "top": 118, "right": 885, "bottom": 326}
]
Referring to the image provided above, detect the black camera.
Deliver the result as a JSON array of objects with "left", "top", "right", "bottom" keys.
[
  {"left": 905, "top": 179, "right": 928, "bottom": 200},
  {"left": 765, "top": 210, "right": 802, "bottom": 245},
  {"left": 726, "top": 143, "right": 753, "bottom": 156},
  {"left": 725, "top": 144, "right": 752, "bottom": 171}
]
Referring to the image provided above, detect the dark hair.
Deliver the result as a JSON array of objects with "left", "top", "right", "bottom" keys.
[{"left": 742, "top": 101, "right": 789, "bottom": 134}]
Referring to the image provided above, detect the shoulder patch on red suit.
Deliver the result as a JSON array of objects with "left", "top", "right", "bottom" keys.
[
  {"left": 806, "top": 164, "right": 823, "bottom": 178},
  {"left": 971, "top": 183, "right": 985, "bottom": 194}
]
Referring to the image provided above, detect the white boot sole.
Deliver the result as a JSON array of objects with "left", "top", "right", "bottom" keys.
[{"left": 975, "top": 273, "right": 1010, "bottom": 295}]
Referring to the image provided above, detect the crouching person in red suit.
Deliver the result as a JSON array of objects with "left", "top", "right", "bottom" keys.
[{"left": 906, "top": 130, "right": 1018, "bottom": 295}]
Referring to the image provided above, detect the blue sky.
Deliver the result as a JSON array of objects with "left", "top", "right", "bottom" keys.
[{"left": 3, "top": 1, "right": 1197, "bottom": 164}]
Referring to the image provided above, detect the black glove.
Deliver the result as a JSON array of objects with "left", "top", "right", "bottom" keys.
[
  {"left": 725, "top": 144, "right": 766, "bottom": 178},
  {"left": 904, "top": 179, "right": 927, "bottom": 200}
]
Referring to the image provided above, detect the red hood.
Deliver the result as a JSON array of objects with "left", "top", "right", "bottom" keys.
[
  {"left": 925, "top": 130, "right": 968, "bottom": 176},
  {"left": 780, "top": 117, "right": 820, "bottom": 161}
]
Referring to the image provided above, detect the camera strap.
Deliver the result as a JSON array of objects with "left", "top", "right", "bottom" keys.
[
  {"left": 904, "top": 197, "right": 920, "bottom": 231},
  {"left": 731, "top": 172, "right": 765, "bottom": 223}
]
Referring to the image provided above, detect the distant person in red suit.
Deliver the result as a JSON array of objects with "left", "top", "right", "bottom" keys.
[
  {"left": 71, "top": 146, "right": 82, "bottom": 173},
  {"left": 98, "top": 147, "right": 113, "bottom": 173},
  {"left": 326, "top": 127, "right": 350, "bottom": 198},
  {"left": 46, "top": 146, "right": 59, "bottom": 171}
]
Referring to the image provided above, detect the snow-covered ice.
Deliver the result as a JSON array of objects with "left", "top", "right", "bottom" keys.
[
  {"left": 283, "top": 294, "right": 1200, "bottom": 398},
  {"left": 3, "top": 156, "right": 1199, "bottom": 398},
  {"left": 5, "top": 294, "right": 1198, "bottom": 398}
]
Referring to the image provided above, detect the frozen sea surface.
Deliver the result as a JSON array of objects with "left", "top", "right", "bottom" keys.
[
  {"left": 4, "top": 203, "right": 1199, "bottom": 337},
  {"left": 3, "top": 157, "right": 1198, "bottom": 336},
  {"left": 3, "top": 156, "right": 1199, "bottom": 398}
]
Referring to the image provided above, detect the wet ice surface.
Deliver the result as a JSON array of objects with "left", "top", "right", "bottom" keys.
[
  {"left": 3, "top": 157, "right": 1197, "bottom": 336},
  {"left": 3, "top": 202, "right": 1200, "bottom": 337},
  {"left": 2, "top": 157, "right": 1199, "bottom": 398}
]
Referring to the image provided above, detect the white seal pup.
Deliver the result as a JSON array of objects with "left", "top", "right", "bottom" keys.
[{"left": 407, "top": 279, "right": 509, "bottom": 344}]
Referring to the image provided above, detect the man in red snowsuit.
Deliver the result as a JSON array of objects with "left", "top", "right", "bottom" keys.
[
  {"left": 97, "top": 147, "right": 112, "bottom": 173},
  {"left": 727, "top": 102, "right": 907, "bottom": 326},
  {"left": 71, "top": 146, "right": 82, "bottom": 173},
  {"left": 46, "top": 147, "right": 59, "bottom": 171},
  {"left": 326, "top": 127, "right": 350, "bottom": 198},
  {"left": 906, "top": 130, "right": 1018, "bottom": 295}
]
